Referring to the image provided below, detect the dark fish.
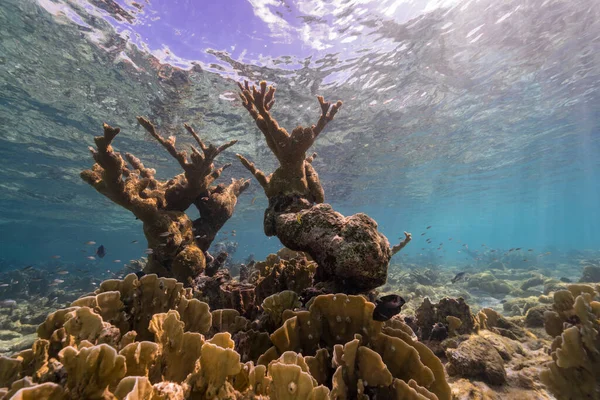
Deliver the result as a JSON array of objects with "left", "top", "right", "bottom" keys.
[
  {"left": 515, "top": 248, "right": 522, "bottom": 250},
  {"left": 451, "top": 272, "right": 467, "bottom": 284},
  {"left": 96, "top": 245, "right": 106, "bottom": 258},
  {"left": 426, "top": 226, "right": 432, "bottom": 229},
  {"left": 528, "top": 249, "right": 533, "bottom": 251},
  {"left": 500, "top": 299, "right": 507, "bottom": 304},
  {"left": 131, "top": 240, "right": 138, "bottom": 244},
  {"left": 135, "top": 271, "right": 146, "bottom": 279},
  {"left": 421, "top": 233, "right": 426, "bottom": 236},
  {"left": 372, "top": 294, "right": 405, "bottom": 322},
  {"left": 560, "top": 277, "right": 572, "bottom": 283},
  {"left": 22, "top": 265, "right": 33, "bottom": 271}
]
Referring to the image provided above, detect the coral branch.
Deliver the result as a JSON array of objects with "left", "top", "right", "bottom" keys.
[
  {"left": 192, "top": 178, "right": 250, "bottom": 251},
  {"left": 237, "top": 80, "right": 341, "bottom": 202},
  {"left": 82, "top": 118, "right": 247, "bottom": 285},
  {"left": 392, "top": 232, "right": 413, "bottom": 256}
]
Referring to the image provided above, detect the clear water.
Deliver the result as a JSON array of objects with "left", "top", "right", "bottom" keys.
[{"left": 0, "top": 0, "right": 599, "bottom": 273}]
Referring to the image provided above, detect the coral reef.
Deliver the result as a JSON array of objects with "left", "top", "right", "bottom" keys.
[
  {"left": 540, "top": 284, "right": 600, "bottom": 399},
  {"left": 0, "top": 273, "right": 454, "bottom": 400},
  {"left": 193, "top": 250, "right": 316, "bottom": 318},
  {"left": 236, "top": 81, "right": 411, "bottom": 293},
  {"left": 81, "top": 119, "right": 248, "bottom": 285},
  {"left": 415, "top": 297, "right": 478, "bottom": 341}
]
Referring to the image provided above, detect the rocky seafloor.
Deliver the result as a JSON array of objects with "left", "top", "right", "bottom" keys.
[{"left": 0, "top": 251, "right": 599, "bottom": 399}]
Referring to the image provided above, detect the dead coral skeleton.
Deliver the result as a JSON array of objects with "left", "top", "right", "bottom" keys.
[
  {"left": 81, "top": 118, "right": 249, "bottom": 284},
  {"left": 236, "top": 80, "right": 411, "bottom": 292}
]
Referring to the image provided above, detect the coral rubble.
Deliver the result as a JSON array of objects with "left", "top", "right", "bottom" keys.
[
  {"left": 236, "top": 80, "right": 411, "bottom": 292},
  {"left": 81, "top": 119, "right": 248, "bottom": 285}
]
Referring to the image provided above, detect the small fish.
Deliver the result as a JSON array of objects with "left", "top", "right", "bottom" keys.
[
  {"left": 144, "top": 249, "right": 154, "bottom": 254},
  {"left": 22, "top": 265, "right": 33, "bottom": 271},
  {"left": 508, "top": 248, "right": 515, "bottom": 252},
  {"left": 372, "top": 294, "right": 406, "bottom": 322},
  {"left": 491, "top": 250, "right": 496, "bottom": 252},
  {"left": 159, "top": 232, "right": 171, "bottom": 237},
  {"left": 448, "top": 238, "right": 452, "bottom": 240},
  {"left": 56, "top": 270, "right": 69, "bottom": 275},
  {"left": 84, "top": 241, "right": 96, "bottom": 245},
  {"left": 500, "top": 299, "right": 507, "bottom": 304},
  {"left": 251, "top": 196, "right": 257, "bottom": 205},
  {"left": 421, "top": 233, "right": 426, "bottom": 236},
  {"left": 0, "top": 300, "right": 17, "bottom": 308},
  {"left": 96, "top": 245, "right": 106, "bottom": 258},
  {"left": 528, "top": 249, "right": 533, "bottom": 252},
  {"left": 51, "top": 255, "right": 61, "bottom": 259},
  {"left": 451, "top": 272, "right": 467, "bottom": 284},
  {"left": 560, "top": 277, "right": 572, "bottom": 283},
  {"left": 159, "top": 243, "right": 167, "bottom": 247},
  {"left": 131, "top": 240, "right": 138, "bottom": 244},
  {"left": 86, "top": 256, "right": 96, "bottom": 260},
  {"left": 426, "top": 226, "right": 432, "bottom": 229},
  {"left": 515, "top": 248, "right": 522, "bottom": 251},
  {"left": 0, "top": 284, "right": 8, "bottom": 288},
  {"left": 50, "top": 279, "right": 64, "bottom": 285},
  {"left": 113, "top": 260, "right": 121, "bottom": 263},
  {"left": 296, "top": 213, "right": 302, "bottom": 224}
]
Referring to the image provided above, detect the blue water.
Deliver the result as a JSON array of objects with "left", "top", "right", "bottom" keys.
[{"left": 0, "top": 0, "right": 599, "bottom": 273}]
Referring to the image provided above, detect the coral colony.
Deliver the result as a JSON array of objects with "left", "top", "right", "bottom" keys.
[{"left": 1, "top": 81, "right": 598, "bottom": 400}]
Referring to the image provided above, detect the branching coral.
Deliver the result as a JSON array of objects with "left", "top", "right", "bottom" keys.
[
  {"left": 81, "top": 118, "right": 248, "bottom": 284},
  {"left": 236, "top": 81, "right": 411, "bottom": 292}
]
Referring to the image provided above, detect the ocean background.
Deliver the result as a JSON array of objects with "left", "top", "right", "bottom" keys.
[{"left": 0, "top": 0, "right": 599, "bottom": 272}]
